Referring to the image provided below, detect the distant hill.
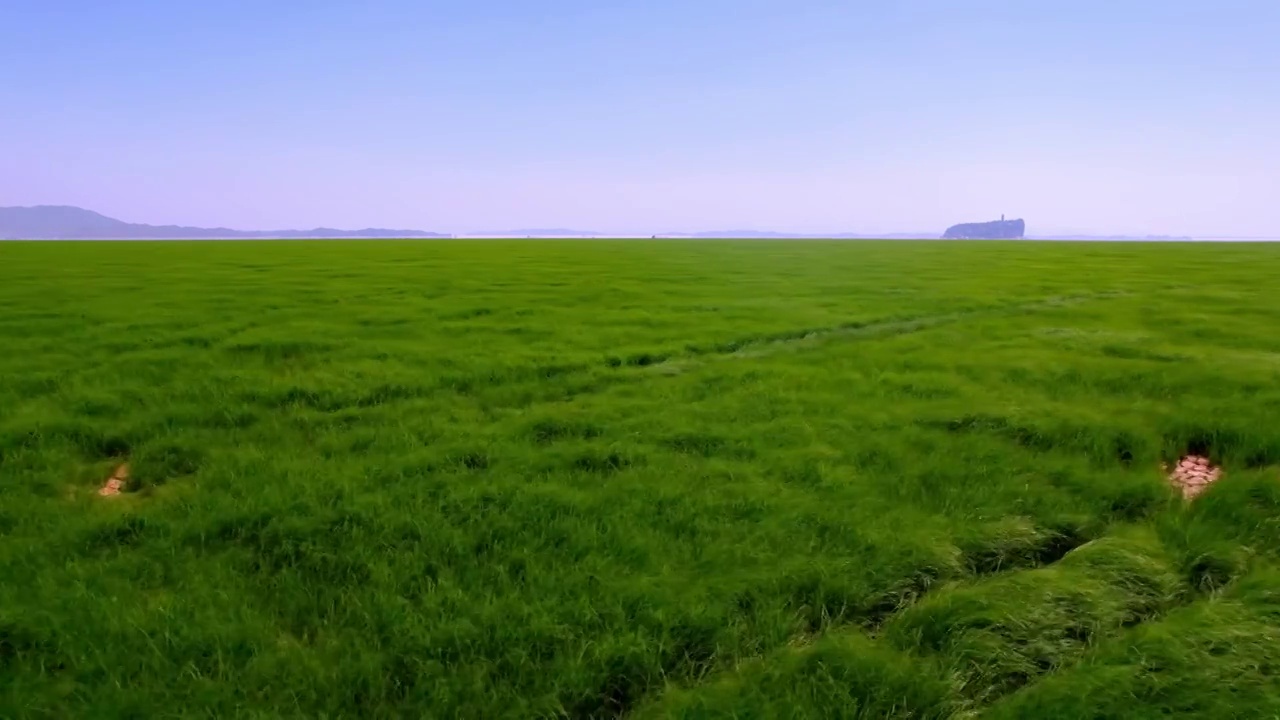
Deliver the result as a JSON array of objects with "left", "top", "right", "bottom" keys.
[
  {"left": 0, "top": 206, "right": 450, "bottom": 240},
  {"left": 942, "top": 217, "right": 1026, "bottom": 239}
]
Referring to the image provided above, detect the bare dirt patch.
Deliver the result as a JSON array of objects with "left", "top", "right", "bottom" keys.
[
  {"left": 98, "top": 463, "right": 130, "bottom": 497},
  {"left": 1166, "top": 455, "right": 1222, "bottom": 499}
]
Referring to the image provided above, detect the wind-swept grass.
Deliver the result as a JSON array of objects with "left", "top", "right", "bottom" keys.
[{"left": 1, "top": 239, "right": 1278, "bottom": 717}]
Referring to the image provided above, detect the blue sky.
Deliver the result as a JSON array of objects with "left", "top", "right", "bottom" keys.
[{"left": 3, "top": 0, "right": 1277, "bottom": 236}]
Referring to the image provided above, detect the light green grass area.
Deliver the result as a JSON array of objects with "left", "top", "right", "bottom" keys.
[{"left": 2, "top": 239, "right": 1279, "bottom": 718}]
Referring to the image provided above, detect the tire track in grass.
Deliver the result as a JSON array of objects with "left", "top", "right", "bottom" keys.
[
  {"left": 280, "top": 291, "right": 1126, "bottom": 418},
  {"left": 417, "top": 291, "right": 1130, "bottom": 424},
  {"left": 641, "top": 290, "right": 1129, "bottom": 375}
]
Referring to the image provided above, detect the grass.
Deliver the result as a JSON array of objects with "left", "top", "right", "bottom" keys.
[{"left": 1, "top": 239, "right": 1279, "bottom": 718}]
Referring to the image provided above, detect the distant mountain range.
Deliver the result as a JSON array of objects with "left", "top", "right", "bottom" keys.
[
  {"left": 0, "top": 206, "right": 450, "bottom": 240},
  {"left": 0, "top": 205, "right": 1216, "bottom": 241}
]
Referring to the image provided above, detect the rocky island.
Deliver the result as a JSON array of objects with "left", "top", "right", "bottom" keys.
[{"left": 942, "top": 216, "right": 1025, "bottom": 239}]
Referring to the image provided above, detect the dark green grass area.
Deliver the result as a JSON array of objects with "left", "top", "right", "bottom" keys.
[{"left": 2, "top": 239, "right": 1279, "bottom": 718}]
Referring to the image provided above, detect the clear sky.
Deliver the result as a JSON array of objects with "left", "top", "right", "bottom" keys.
[{"left": 3, "top": 1, "right": 1277, "bottom": 236}]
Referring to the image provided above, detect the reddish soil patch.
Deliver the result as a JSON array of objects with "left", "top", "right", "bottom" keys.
[
  {"left": 1166, "top": 455, "right": 1222, "bottom": 499},
  {"left": 98, "top": 463, "right": 129, "bottom": 497}
]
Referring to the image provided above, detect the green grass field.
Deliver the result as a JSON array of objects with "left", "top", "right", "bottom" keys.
[{"left": 3, "top": 239, "right": 1280, "bottom": 718}]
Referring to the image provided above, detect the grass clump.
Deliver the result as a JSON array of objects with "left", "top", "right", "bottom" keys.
[
  {"left": 883, "top": 529, "right": 1186, "bottom": 705},
  {"left": 986, "top": 567, "right": 1280, "bottom": 719},
  {"left": 635, "top": 634, "right": 956, "bottom": 720}
]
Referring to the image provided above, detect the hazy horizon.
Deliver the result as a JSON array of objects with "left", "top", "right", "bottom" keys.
[{"left": 4, "top": 1, "right": 1278, "bottom": 237}]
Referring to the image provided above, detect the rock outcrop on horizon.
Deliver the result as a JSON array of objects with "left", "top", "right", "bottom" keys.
[
  {"left": 0, "top": 206, "right": 450, "bottom": 240},
  {"left": 942, "top": 217, "right": 1025, "bottom": 239}
]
